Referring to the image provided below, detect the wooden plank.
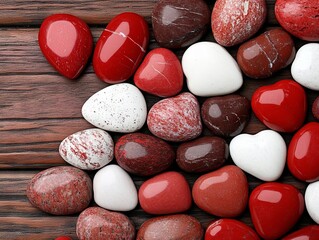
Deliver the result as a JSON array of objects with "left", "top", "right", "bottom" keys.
[{"left": 0, "top": 0, "right": 278, "bottom": 26}]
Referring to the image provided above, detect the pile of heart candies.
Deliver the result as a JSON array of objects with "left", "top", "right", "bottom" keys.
[{"left": 27, "top": 0, "right": 319, "bottom": 239}]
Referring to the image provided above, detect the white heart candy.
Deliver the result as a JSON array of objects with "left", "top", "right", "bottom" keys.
[
  {"left": 291, "top": 43, "right": 319, "bottom": 90},
  {"left": 182, "top": 41, "right": 243, "bottom": 97},
  {"left": 82, "top": 83, "right": 147, "bottom": 133},
  {"left": 229, "top": 130, "right": 286, "bottom": 181},
  {"left": 305, "top": 181, "right": 319, "bottom": 224},
  {"left": 93, "top": 164, "right": 138, "bottom": 211},
  {"left": 59, "top": 128, "right": 113, "bottom": 170}
]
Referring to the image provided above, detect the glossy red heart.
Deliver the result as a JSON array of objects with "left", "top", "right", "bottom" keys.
[
  {"left": 251, "top": 79, "right": 306, "bottom": 132},
  {"left": 138, "top": 171, "right": 192, "bottom": 215},
  {"left": 249, "top": 182, "right": 304, "bottom": 240},
  {"left": 288, "top": 122, "right": 319, "bottom": 182},
  {"left": 282, "top": 225, "right": 319, "bottom": 240},
  {"left": 93, "top": 12, "right": 149, "bottom": 84},
  {"left": 205, "top": 219, "right": 260, "bottom": 240},
  {"left": 134, "top": 48, "right": 183, "bottom": 97},
  {"left": 38, "top": 14, "right": 93, "bottom": 79}
]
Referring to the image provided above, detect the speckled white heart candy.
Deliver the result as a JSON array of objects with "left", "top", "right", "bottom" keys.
[
  {"left": 93, "top": 164, "right": 138, "bottom": 211},
  {"left": 229, "top": 130, "right": 287, "bottom": 181},
  {"left": 82, "top": 83, "right": 147, "bottom": 133},
  {"left": 305, "top": 181, "right": 319, "bottom": 224},
  {"left": 59, "top": 128, "right": 113, "bottom": 170},
  {"left": 291, "top": 43, "right": 319, "bottom": 90},
  {"left": 182, "top": 41, "right": 243, "bottom": 97}
]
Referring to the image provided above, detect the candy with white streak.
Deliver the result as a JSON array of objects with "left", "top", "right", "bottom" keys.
[
  {"left": 147, "top": 92, "right": 202, "bottom": 142},
  {"left": 59, "top": 128, "right": 114, "bottom": 170}
]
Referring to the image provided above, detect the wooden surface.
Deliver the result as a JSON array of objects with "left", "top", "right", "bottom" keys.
[{"left": 0, "top": 0, "right": 317, "bottom": 239}]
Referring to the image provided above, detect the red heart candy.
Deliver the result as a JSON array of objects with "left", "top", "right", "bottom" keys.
[
  {"left": 138, "top": 171, "right": 192, "bottom": 215},
  {"left": 93, "top": 12, "right": 149, "bottom": 84},
  {"left": 134, "top": 48, "right": 183, "bottom": 97},
  {"left": 288, "top": 122, "right": 319, "bottom": 182},
  {"left": 38, "top": 14, "right": 93, "bottom": 79},
  {"left": 282, "top": 225, "right": 319, "bottom": 240},
  {"left": 249, "top": 182, "right": 304, "bottom": 240},
  {"left": 205, "top": 219, "right": 260, "bottom": 240},
  {"left": 251, "top": 79, "right": 306, "bottom": 132}
]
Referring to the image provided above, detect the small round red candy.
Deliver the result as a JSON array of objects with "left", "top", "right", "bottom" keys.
[
  {"left": 134, "top": 48, "right": 183, "bottom": 97},
  {"left": 288, "top": 122, "right": 319, "bottom": 182},
  {"left": 251, "top": 79, "right": 307, "bottom": 132},
  {"left": 312, "top": 96, "right": 319, "bottom": 120},
  {"left": 93, "top": 12, "right": 149, "bottom": 84},
  {"left": 205, "top": 219, "right": 260, "bottom": 240},
  {"left": 55, "top": 236, "right": 72, "bottom": 240},
  {"left": 38, "top": 14, "right": 93, "bottom": 79}
]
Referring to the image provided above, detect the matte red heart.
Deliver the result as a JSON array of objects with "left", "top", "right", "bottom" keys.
[
  {"left": 192, "top": 165, "right": 248, "bottom": 218},
  {"left": 282, "top": 225, "right": 319, "bottom": 240},
  {"left": 138, "top": 171, "right": 192, "bottom": 215},
  {"left": 288, "top": 122, "right": 319, "bottom": 182},
  {"left": 93, "top": 12, "right": 149, "bottom": 84},
  {"left": 249, "top": 182, "right": 304, "bottom": 240},
  {"left": 275, "top": 0, "right": 319, "bottom": 41},
  {"left": 134, "top": 48, "right": 183, "bottom": 97},
  {"left": 252, "top": 79, "right": 306, "bottom": 132},
  {"left": 205, "top": 219, "right": 260, "bottom": 240},
  {"left": 147, "top": 92, "right": 202, "bottom": 142},
  {"left": 38, "top": 14, "right": 93, "bottom": 79}
]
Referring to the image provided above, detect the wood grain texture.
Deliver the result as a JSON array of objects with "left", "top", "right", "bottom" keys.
[
  {"left": 0, "top": 0, "right": 317, "bottom": 239},
  {"left": 0, "top": 0, "right": 277, "bottom": 26}
]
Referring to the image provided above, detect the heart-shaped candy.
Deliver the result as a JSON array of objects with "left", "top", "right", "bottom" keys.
[
  {"left": 93, "top": 12, "right": 149, "bottom": 83},
  {"left": 305, "top": 181, "right": 319, "bottom": 224},
  {"left": 288, "top": 122, "right": 319, "bottom": 182},
  {"left": 249, "top": 182, "right": 304, "bottom": 240},
  {"left": 182, "top": 42, "right": 243, "bottom": 97},
  {"left": 205, "top": 219, "right": 260, "bottom": 240},
  {"left": 138, "top": 171, "right": 192, "bottom": 215},
  {"left": 93, "top": 165, "right": 138, "bottom": 211},
  {"left": 38, "top": 14, "right": 93, "bottom": 79},
  {"left": 282, "top": 225, "right": 319, "bottom": 240},
  {"left": 147, "top": 92, "right": 202, "bottom": 142},
  {"left": 252, "top": 79, "right": 307, "bottom": 132},
  {"left": 192, "top": 165, "right": 248, "bottom": 217},
  {"left": 82, "top": 83, "right": 147, "bottom": 133},
  {"left": 134, "top": 48, "right": 183, "bottom": 97},
  {"left": 291, "top": 43, "right": 319, "bottom": 90},
  {"left": 230, "top": 130, "right": 287, "bottom": 181}
]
